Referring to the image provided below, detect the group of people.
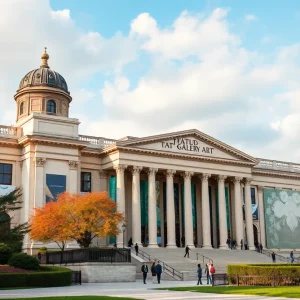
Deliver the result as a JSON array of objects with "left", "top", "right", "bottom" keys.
[
  {"left": 141, "top": 261, "right": 163, "bottom": 284},
  {"left": 197, "top": 262, "right": 216, "bottom": 285},
  {"left": 271, "top": 251, "right": 296, "bottom": 263}
]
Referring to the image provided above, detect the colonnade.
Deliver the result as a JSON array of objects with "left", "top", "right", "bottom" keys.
[{"left": 113, "top": 164, "right": 255, "bottom": 250}]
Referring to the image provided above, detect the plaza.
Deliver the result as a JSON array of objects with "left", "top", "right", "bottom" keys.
[{"left": 0, "top": 49, "right": 300, "bottom": 253}]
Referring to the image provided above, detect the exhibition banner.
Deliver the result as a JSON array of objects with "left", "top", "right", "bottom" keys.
[{"left": 45, "top": 174, "right": 66, "bottom": 202}]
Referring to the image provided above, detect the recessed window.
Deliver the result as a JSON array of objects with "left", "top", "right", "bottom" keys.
[
  {"left": 0, "top": 213, "right": 10, "bottom": 235},
  {"left": 46, "top": 100, "right": 56, "bottom": 114},
  {"left": 0, "top": 163, "right": 12, "bottom": 185},
  {"left": 20, "top": 102, "right": 25, "bottom": 115},
  {"left": 81, "top": 172, "right": 91, "bottom": 193},
  {"left": 251, "top": 187, "right": 256, "bottom": 205}
]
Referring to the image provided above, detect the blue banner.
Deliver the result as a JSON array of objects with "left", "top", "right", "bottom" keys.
[{"left": 45, "top": 174, "right": 66, "bottom": 202}]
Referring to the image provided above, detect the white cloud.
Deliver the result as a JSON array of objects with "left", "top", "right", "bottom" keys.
[
  {"left": 51, "top": 9, "right": 71, "bottom": 21},
  {"left": 245, "top": 14, "right": 256, "bottom": 21}
]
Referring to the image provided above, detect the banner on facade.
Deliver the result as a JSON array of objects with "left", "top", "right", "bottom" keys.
[
  {"left": 45, "top": 174, "right": 66, "bottom": 202},
  {"left": 0, "top": 185, "right": 16, "bottom": 196},
  {"left": 264, "top": 188, "right": 300, "bottom": 249},
  {"left": 252, "top": 204, "right": 258, "bottom": 220}
]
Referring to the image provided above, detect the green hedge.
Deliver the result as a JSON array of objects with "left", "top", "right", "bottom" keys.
[
  {"left": 8, "top": 253, "right": 40, "bottom": 270},
  {"left": 0, "top": 266, "right": 72, "bottom": 288},
  {"left": 227, "top": 264, "right": 300, "bottom": 286}
]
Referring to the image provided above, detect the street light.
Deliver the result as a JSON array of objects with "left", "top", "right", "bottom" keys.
[{"left": 121, "top": 223, "right": 126, "bottom": 248}]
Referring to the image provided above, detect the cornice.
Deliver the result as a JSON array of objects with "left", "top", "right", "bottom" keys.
[
  {"left": 100, "top": 146, "right": 255, "bottom": 167},
  {"left": 252, "top": 169, "right": 300, "bottom": 179},
  {"left": 0, "top": 137, "right": 20, "bottom": 149}
]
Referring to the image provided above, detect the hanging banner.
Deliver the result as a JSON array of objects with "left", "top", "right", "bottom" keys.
[
  {"left": 45, "top": 174, "right": 66, "bottom": 202},
  {"left": 109, "top": 176, "right": 117, "bottom": 245},
  {"left": 252, "top": 204, "right": 258, "bottom": 220}
]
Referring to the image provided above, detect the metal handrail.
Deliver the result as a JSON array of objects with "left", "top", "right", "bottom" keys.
[
  {"left": 196, "top": 252, "right": 213, "bottom": 264},
  {"left": 262, "top": 249, "right": 300, "bottom": 263},
  {"left": 134, "top": 248, "right": 151, "bottom": 261}
]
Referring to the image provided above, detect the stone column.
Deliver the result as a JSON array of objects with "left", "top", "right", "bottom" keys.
[
  {"left": 196, "top": 182, "right": 202, "bottom": 247},
  {"left": 244, "top": 178, "right": 255, "bottom": 250},
  {"left": 99, "top": 170, "right": 108, "bottom": 191},
  {"left": 131, "top": 166, "right": 143, "bottom": 246},
  {"left": 233, "top": 177, "right": 244, "bottom": 248},
  {"left": 182, "top": 171, "right": 195, "bottom": 248},
  {"left": 114, "top": 164, "right": 127, "bottom": 248},
  {"left": 34, "top": 157, "right": 46, "bottom": 208},
  {"left": 69, "top": 161, "right": 79, "bottom": 193},
  {"left": 218, "top": 175, "right": 228, "bottom": 249},
  {"left": 148, "top": 168, "right": 158, "bottom": 248},
  {"left": 166, "top": 169, "right": 177, "bottom": 248},
  {"left": 159, "top": 179, "right": 164, "bottom": 247},
  {"left": 257, "top": 186, "right": 266, "bottom": 247},
  {"left": 211, "top": 186, "right": 218, "bottom": 248},
  {"left": 200, "top": 173, "right": 212, "bottom": 249}
]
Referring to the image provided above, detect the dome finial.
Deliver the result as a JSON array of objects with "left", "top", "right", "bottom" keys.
[{"left": 40, "top": 47, "right": 49, "bottom": 68}]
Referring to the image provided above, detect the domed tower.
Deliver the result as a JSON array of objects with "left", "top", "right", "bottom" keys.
[{"left": 14, "top": 48, "right": 72, "bottom": 122}]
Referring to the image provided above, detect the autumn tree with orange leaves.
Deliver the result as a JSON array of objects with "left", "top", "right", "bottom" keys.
[{"left": 30, "top": 192, "right": 123, "bottom": 249}]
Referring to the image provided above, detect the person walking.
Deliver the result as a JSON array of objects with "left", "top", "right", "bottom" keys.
[
  {"left": 197, "top": 264, "right": 202, "bottom": 285},
  {"left": 134, "top": 243, "right": 139, "bottom": 256},
  {"left": 155, "top": 261, "right": 162, "bottom": 284},
  {"left": 209, "top": 263, "right": 216, "bottom": 285},
  {"left": 259, "top": 243, "right": 263, "bottom": 253},
  {"left": 141, "top": 262, "right": 148, "bottom": 284},
  {"left": 205, "top": 263, "right": 211, "bottom": 284},
  {"left": 290, "top": 251, "right": 294, "bottom": 263},
  {"left": 128, "top": 237, "right": 133, "bottom": 248},
  {"left": 184, "top": 245, "right": 190, "bottom": 258},
  {"left": 151, "top": 262, "right": 157, "bottom": 283},
  {"left": 272, "top": 252, "right": 276, "bottom": 263},
  {"left": 240, "top": 239, "right": 243, "bottom": 250}
]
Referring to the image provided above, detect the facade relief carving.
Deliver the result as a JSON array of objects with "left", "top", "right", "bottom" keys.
[
  {"left": 69, "top": 160, "right": 79, "bottom": 170},
  {"left": 35, "top": 157, "right": 46, "bottom": 167}
]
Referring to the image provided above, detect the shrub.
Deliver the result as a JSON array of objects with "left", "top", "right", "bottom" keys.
[
  {"left": 227, "top": 264, "right": 300, "bottom": 286},
  {"left": 0, "top": 266, "right": 72, "bottom": 288},
  {"left": 0, "top": 243, "right": 12, "bottom": 264},
  {"left": 8, "top": 253, "right": 39, "bottom": 270}
]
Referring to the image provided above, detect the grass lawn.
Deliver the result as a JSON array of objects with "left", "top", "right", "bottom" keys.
[
  {"left": 0, "top": 297, "right": 138, "bottom": 300},
  {"left": 159, "top": 286, "right": 300, "bottom": 298}
]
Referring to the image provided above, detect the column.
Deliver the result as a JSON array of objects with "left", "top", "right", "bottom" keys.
[
  {"left": 34, "top": 157, "right": 46, "bottom": 208},
  {"left": 200, "top": 173, "right": 212, "bottom": 249},
  {"left": 211, "top": 186, "right": 218, "bottom": 248},
  {"left": 218, "top": 175, "right": 228, "bottom": 249},
  {"left": 148, "top": 168, "right": 158, "bottom": 248},
  {"left": 69, "top": 161, "right": 79, "bottom": 193},
  {"left": 196, "top": 182, "right": 202, "bottom": 247},
  {"left": 99, "top": 170, "right": 108, "bottom": 191},
  {"left": 244, "top": 178, "right": 255, "bottom": 250},
  {"left": 166, "top": 169, "right": 177, "bottom": 248},
  {"left": 159, "top": 179, "right": 164, "bottom": 247},
  {"left": 131, "top": 166, "right": 143, "bottom": 246},
  {"left": 257, "top": 186, "right": 266, "bottom": 247},
  {"left": 114, "top": 164, "right": 127, "bottom": 248},
  {"left": 233, "top": 177, "right": 244, "bottom": 248},
  {"left": 182, "top": 171, "right": 195, "bottom": 248}
]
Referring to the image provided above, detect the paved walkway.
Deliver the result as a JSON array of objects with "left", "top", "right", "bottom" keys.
[{"left": 0, "top": 281, "right": 289, "bottom": 300}]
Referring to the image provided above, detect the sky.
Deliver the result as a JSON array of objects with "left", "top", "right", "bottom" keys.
[{"left": 1, "top": 0, "right": 300, "bottom": 161}]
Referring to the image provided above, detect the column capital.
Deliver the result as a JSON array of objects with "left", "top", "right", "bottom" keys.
[
  {"left": 35, "top": 157, "right": 46, "bottom": 167},
  {"left": 20, "top": 161, "right": 24, "bottom": 171},
  {"left": 181, "top": 171, "right": 194, "bottom": 179},
  {"left": 244, "top": 177, "right": 252, "bottom": 185},
  {"left": 99, "top": 169, "right": 108, "bottom": 179},
  {"left": 232, "top": 176, "right": 242, "bottom": 184},
  {"left": 217, "top": 175, "right": 227, "bottom": 183},
  {"left": 165, "top": 169, "right": 176, "bottom": 178},
  {"left": 113, "top": 164, "right": 128, "bottom": 174},
  {"left": 257, "top": 185, "right": 264, "bottom": 192},
  {"left": 131, "top": 166, "right": 143, "bottom": 175},
  {"left": 69, "top": 160, "right": 79, "bottom": 170},
  {"left": 148, "top": 168, "right": 158, "bottom": 176},
  {"left": 199, "top": 173, "right": 211, "bottom": 181}
]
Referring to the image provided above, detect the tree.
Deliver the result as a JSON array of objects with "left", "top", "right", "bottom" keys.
[
  {"left": 0, "top": 187, "right": 29, "bottom": 252},
  {"left": 30, "top": 192, "right": 124, "bottom": 249}
]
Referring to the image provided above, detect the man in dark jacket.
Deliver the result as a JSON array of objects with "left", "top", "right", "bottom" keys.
[
  {"left": 184, "top": 245, "right": 190, "bottom": 258},
  {"left": 141, "top": 262, "right": 148, "bottom": 284},
  {"left": 155, "top": 261, "right": 162, "bottom": 284}
]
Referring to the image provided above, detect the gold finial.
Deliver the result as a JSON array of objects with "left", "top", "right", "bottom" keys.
[{"left": 40, "top": 47, "right": 49, "bottom": 68}]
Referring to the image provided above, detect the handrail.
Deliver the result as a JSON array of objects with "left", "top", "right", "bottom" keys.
[
  {"left": 135, "top": 248, "right": 151, "bottom": 261},
  {"left": 262, "top": 249, "right": 300, "bottom": 263},
  {"left": 196, "top": 252, "right": 213, "bottom": 264}
]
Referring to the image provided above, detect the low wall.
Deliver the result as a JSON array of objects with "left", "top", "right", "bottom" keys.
[{"left": 61, "top": 263, "right": 135, "bottom": 283}]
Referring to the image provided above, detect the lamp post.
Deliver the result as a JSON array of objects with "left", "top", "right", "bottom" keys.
[{"left": 122, "top": 223, "right": 127, "bottom": 248}]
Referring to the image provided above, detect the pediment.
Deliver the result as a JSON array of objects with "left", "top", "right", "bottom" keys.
[{"left": 116, "top": 129, "right": 258, "bottom": 164}]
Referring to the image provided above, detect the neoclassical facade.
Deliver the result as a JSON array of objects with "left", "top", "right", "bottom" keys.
[{"left": 1, "top": 50, "right": 300, "bottom": 252}]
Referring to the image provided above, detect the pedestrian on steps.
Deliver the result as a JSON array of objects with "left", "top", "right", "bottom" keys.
[
  {"left": 134, "top": 243, "right": 139, "bottom": 256},
  {"left": 197, "top": 264, "right": 203, "bottom": 285},
  {"left": 184, "top": 245, "right": 190, "bottom": 258},
  {"left": 209, "top": 263, "right": 216, "bottom": 285},
  {"left": 272, "top": 251, "right": 276, "bottom": 263},
  {"left": 290, "top": 251, "right": 294, "bottom": 263},
  {"left": 205, "top": 263, "right": 211, "bottom": 284},
  {"left": 151, "top": 262, "right": 157, "bottom": 283},
  {"left": 155, "top": 261, "right": 162, "bottom": 284}
]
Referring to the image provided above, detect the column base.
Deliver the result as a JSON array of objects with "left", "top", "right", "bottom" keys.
[
  {"left": 166, "top": 244, "right": 177, "bottom": 248},
  {"left": 218, "top": 245, "right": 230, "bottom": 250},
  {"left": 202, "top": 245, "right": 213, "bottom": 249},
  {"left": 187, "top": 245, "right": 195, "bottom": 248},
  {"left": 248, "top": 246, "right": 255, "bottom": 251},
  {"left": 148, "top": 244, "right": 159, "bottom": 248}
]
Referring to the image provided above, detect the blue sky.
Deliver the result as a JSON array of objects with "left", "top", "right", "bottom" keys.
[{"left": 1, "top": 0, "right": 300, "bottom": 161}]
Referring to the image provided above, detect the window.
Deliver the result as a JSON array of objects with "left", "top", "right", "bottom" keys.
[
  {"left": 81, "top": 172, "right": 91, "bottom": 192},
  {"left": 251, "top": 187, "right": 256, "bottom": 205},
  {"left": 0, "top": 163, "right": 12, "bottom": 185},
  {"left": 20, "top": 102, "right": 24, "bottom": 115},
  {"left": 46, "top": 100, "right": 56, "bottom": 114},
  {"left": 0, "top": 213, "right": 10, "bottom": 235}
]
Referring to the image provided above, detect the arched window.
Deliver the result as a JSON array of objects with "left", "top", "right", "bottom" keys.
[
  {"left": 20, "top": 102, "right": 24, "bottom": 115},
  {"left": 46, "top": 100, "right": 56, "bottom": 114},
  {"left": 0, "top": 213, "right": 10, "bottom": 235}
]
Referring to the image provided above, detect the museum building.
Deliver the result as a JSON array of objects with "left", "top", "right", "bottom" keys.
[{"left": 1, "top": 49, "right": 300, "bottom": 253}]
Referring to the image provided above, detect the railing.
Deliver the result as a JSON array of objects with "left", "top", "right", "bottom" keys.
[
  {"left": 161, "top": 261, "right": 183, "bottom": 281},
  {"left": 255, "top": 158, "right": 300, "bottom": 173},
  {"left": 0, "top": 125, "right": 18, "bottom": 137},
  {"left": 135, "top": 248, "right": 151, "bottom": 261},
  {"left": 79, "top": 135, "right": 116, "bottom": 148},
  {"left": 196, "top": 252, "right": 213, "bottom": 264},
  {"left": 42, "top": 248, "right": 131, "bottom": 265},
  {"left": 212, "top": 273, "right": 228, "bottom": 286},
  {"left": 262, "top": 249, "right": 300, "bottom": 263},
  {"left": 230, "top": 275, "right": 300, "bottom": 286}
]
